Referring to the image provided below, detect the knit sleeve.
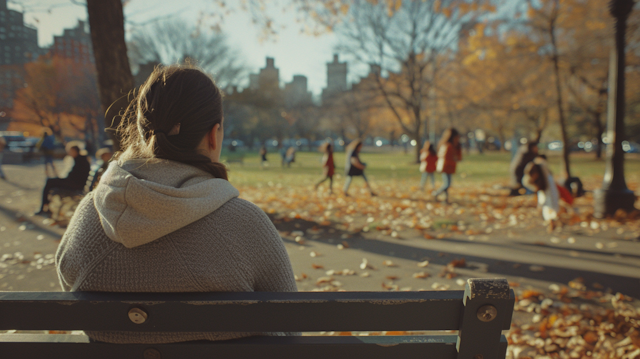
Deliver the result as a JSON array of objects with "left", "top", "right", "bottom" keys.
[{"left": 244, "top": 205, "right": 298, "bottom": 292}]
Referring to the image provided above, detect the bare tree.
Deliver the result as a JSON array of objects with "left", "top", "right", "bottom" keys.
[
  {"left": 128, "top": 19, "right": 245, "bottom": 88},
  {"left": 333, "top": 0, "right": 483, "bottom": 162}
]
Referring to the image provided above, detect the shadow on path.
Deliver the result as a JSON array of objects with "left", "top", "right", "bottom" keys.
[
  {"left": 272, "top": 216, "right": 640, "bottom": 298},
  {"left": 0, "top": 204, "right": 62, "bottom": 239}
]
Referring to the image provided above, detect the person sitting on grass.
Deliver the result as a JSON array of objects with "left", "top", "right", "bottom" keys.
[
  {"left": 35, "top": 141, "right": 90, "bottom": 216},
  {"left": 55, "top": 64, "right": 297, "bottom": 344},
  {"left": 509, "top": 142, "right": 539, "bottom": 196},
  {"left": 523, "top": 156, "right": 574, "bottom": 224}
]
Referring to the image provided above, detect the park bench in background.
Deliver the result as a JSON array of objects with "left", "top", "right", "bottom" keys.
[
  {"left": 223, "top": 151, "right": 245, "bottom": 165},
  {"left": 46, "top": 167, "right": 100, "bottom": 226},
  {"left": 0, "top": 278, "right": 514, "bottom": 359}
]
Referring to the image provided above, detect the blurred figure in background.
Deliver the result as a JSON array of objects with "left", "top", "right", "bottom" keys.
[
  {"left": 0, "top": 135, "right": 6, "bottom": 180},
  {"left": 475, "top": 129, "right": 486, "bottom": 154},
  {"left": 509, "top": 142, "right": 539, "bottom": 196},
  {"left": 84, "top": 147, "right": 113, "bottom": 192},
  {"left": 284, "top": 147, "right": 296, "bottom": 167},
  {"left": 259, "top": 145, "right": 268, "bottom": 169},
  {"left": 95, "top": 147, "right": 113, "bottom": 177},
  {"left": 523, "top": 156, "right": 574, "bottom": 224},
  {"left": 315, "top": 142, "right": 335, "bottom": 193},
  {"left": 37, "top": 128, "right": 58, "bottom": 178},
  {"left": 35, "top": 142, "right": 90, "bottom": 216},
  {"left": 343, "top": 139, "right": 375, "bottom": 197},
  {"left": 433, "top": 128, "right": 462, "bottom": 202},
  {"left": 419, "top": 140, "right": 438, "bottom": 191}
]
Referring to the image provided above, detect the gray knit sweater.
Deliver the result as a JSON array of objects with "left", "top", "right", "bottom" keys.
[{"left": 55, "top": 159, "right": 297, "bottom": 344}]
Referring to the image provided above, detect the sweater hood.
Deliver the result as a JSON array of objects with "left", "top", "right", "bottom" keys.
[{"left": 93, "top": 159, "right": 239, "bottom": 248}]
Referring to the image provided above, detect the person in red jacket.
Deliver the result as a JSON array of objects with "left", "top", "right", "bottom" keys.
[
  {"left": 432, "top": 128, "right": 462, "bottom": 202},
  {"left": 419, "top": 140, "right": 438, "bottom": 191},
  {"left": 315, "top": 142, "right": 335, "bottom": 193}
]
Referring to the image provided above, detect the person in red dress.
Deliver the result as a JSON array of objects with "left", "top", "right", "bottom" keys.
[
  {"left": 432, "top": 128, "right": 462, "bottom": 202},
  {"left": 315, "top": 142, "right": 335, "bottom": 193},
  {"left": 419, "top": 140, "right": 438, "bottom": 191}
]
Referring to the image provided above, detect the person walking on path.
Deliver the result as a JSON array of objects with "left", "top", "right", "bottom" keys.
[
  {"left": 259, "top": 145, "right": 268, "bottom": 169},
  {"left": 0, "top": 135, "right": 6, "bottom": 180},
  {"left": 35, "top": 141, "right": 90, "bottom": 216},
  {"left": 432, "top": 128, "right": 462, "bottom": 202},
  {"left": 55, "top": 65, "right": 297, "bottom": 344},
  {"left": 37, "top": 128, "right": 58, "bottom": 178},
  {"left": 315, "top": 142, "right": 335, "bottom": 193},
  {"left": 343, "top": 139, "right": 376, "bottom": 196},
  {"left": 419, "top": 140, "right": 438, "bottom": 191}
]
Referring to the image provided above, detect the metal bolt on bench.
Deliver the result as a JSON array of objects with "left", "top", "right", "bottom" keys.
[{"left": 0, "top": 278, "right": 515, "bottom": 359}]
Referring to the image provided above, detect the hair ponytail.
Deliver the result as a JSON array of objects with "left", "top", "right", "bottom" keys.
[{"left": 116, "top": 64, "right": 228, "bottom": 180}]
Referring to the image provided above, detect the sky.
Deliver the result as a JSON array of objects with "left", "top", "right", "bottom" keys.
[{"left": 7, "top": 0, "right": 344, "bottom": 95}]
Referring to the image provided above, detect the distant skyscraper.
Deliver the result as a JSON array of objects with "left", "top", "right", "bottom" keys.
[
  {"left": 0, "top": 0, "right": 41, "bottom": 109},
  {"left": 284, "top": 75, "right": 312, "bottom": 107},
  {"left": 322, "top": 54, "right": 347, "bottom": 104},
  {"left": 258, "top": 57, "right": 279, "bottom": 92},
  {"left": 245, "top": 57, "right": 281, "bottom": 100},
  {"left": 49, "top": 20, "right": 94, "bottom": 65}
]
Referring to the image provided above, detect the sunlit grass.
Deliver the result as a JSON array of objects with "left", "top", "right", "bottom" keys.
[{"left": 222, "top": 148, "right": 640, "bottom": 190}]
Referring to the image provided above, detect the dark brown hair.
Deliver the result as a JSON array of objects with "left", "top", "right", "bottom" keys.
[
  {"left": 438, "top": 128, "right": 460, "bottom": 150},
  {"left": 346, "top": 139, "right": 363, "bottom": 153},
  {"left": 117, "top": 64, "right": 228, "bottom": 180},
  {"left": 524, "top": 162, "right": 548, "bottom": 191},
  {"left": 320, "top": 142, "right": 333, "bottom": 153},
  {"left": 421, "top": 140, "right": 436, "bottom": 156}
]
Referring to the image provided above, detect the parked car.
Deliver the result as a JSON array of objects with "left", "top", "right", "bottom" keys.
[
  {"left": 623, "top": 141, "right": 639, "bottom": 153},
  {"left": 547, "top": 141, "right": 564, "bottom": 151}
]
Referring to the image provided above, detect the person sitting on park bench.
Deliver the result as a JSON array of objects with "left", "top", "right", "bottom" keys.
[
  {"left": 35, "top": 142, "right": 90, "bottom": 216},
  {"left": 55, "top": 64, "right": 297, "bottom": 344}
]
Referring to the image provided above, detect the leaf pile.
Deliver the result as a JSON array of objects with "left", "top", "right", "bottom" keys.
[{"left": 508, "top": 283, "right": 640, "bottom": 358}]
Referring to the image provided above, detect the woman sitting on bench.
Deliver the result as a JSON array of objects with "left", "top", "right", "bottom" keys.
[{"left": 55, "top": 64, "right": 297, "bottom": 344}]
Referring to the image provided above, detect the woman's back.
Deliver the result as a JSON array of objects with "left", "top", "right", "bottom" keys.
[{"left": 56, "top": 159, "right": 296, "bottom": 344}]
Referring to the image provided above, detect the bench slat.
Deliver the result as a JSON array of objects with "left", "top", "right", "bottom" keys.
[
  {"left": 0, "top": 291, "right": 470, "bottom": 332},
  {"left": 0, "top": 334, "right": 497, "bottom": 359}
]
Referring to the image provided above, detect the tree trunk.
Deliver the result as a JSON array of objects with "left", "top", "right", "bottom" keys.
[
  {"left": 86, "top": 0, "right": 134, "bottom": 152},
  {"left": 593, "top": 110, "right": 604, "bottom": 159},
  {"left": 413, "top": 131, "right": 421, "bottom": 164},
  {"left": 549, "top": 4, "right": 572, "bottom": 179}
]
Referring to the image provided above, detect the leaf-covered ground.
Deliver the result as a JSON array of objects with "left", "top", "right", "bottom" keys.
[
  {"left": 233, "top": 151, "right": 640, "bottom": 359},
  {"left": 1, "top": 151, "right": 639, "bottom": 358}
]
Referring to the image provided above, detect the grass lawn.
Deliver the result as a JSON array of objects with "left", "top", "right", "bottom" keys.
[{"left": 223, "top": 148, "right": 640, "bottom": 190}]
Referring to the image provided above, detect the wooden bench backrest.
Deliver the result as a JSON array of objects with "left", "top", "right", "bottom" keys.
[{"left": 0, "top": 278, "right": 515, "bottom": 359}]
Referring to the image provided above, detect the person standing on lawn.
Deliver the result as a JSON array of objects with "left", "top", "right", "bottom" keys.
[
  {"left": 315, "top": 142, "right": 335, "bottom": 193},
  {"left": 419, "top": 140, "right": 438, "bottom": 191},
  {"left": 432, "top": 128, "right": 462, "bottom": 202},
  {"left": 343, "top": 139, "right": 375, "bottom": 196},
  {"left": 259, "top": 145, "right": 268, "bottom": 169},
  {"left": 55, "top": 65, "right": 297, "bottom": 344}
]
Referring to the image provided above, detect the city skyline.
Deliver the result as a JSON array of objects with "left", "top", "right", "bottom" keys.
[{"left": 6, "top": 0, "right": 347, "bottom": 95}]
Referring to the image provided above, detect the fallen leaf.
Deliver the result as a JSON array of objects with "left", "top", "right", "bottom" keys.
[
  {"left": 417, "top": 260, "right": 429, "bottom": 267},
  {"left": 413, "top": 272, "right": 429, "bottom": 279}
]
